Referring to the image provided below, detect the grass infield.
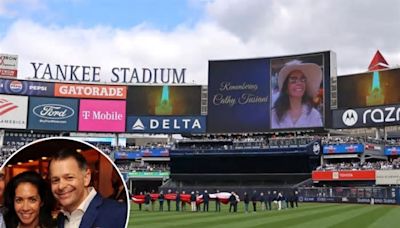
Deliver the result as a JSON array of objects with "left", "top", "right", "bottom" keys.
[{"left": 128, "top": 202, "right": 400, "bottom": 228}]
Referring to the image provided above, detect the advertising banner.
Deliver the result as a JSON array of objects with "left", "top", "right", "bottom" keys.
[
  {"left": 0, "top": 94, "right": 28, "bottom": 129},
  {"left": 126, "top": 86, "right": 201, "bottom": 116},
  {"left": 384, "top": 146, "right": 400, "bottom": 155},
  {"left": 332, "top": 104, "right": 400, "bottom": 128},
  {"left": 0, "top": 79, "right": 54, "bottom": 96},
  {"left": 323, "top": 144, "right": 364, "bottom": 154},
  {"left": 0, "top": 54, "right": 18, "bottom": 77},
  {"left": 128, "top": 171, "right": 170, "bottom": 178},
  {"left": 300, "top": 197, "right": 337, "bottom": 203},
  {"left": 376, "top": 170, "right": 400, "bottom": 185},
  {"left": 126, "top": 116, "right": 206, "bottom": 133},
  {"left": 312, "top": 170, "right": 376, "bottom": 181},
  {"left": 114, "top": 148, "right": 170, "bottom": 159},
  {"left": 207, "top": 52, "right": 331, "bottom": 133},
  {"left": 365, "top": 143, "right": 382, "bottom": 151},
  {"left": 114, "top": 151, "right": 142, "bottom": 160},
  {"left": 28, "top": 97, "right": 78, "bottom": 131},
  {"left": 299, "top": 196, "right": 396, "bottom": 205},
  {"left": 78, "top": 99, "right": 126, "bottom": 132},
  {"left": 337, "top": 68, "right": 400, "bottom": 109},
  {"left": 141, "top": 148, "right": 170, "bottom": 157},
  {"left": 54, "top": 83, "right": 127, "bottom": 99}
]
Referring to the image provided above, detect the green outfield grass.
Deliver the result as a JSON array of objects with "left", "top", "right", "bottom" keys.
[{"left": 128, "top": 202, "right": 400, "bottom": 228}]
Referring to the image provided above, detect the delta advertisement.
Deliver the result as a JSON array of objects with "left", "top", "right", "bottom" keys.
[
  {"left": 78, "top": 99, "right": 126, "bottom": 132},
  {"left": 125, "top": 85, "right": 204, "bottom": 133},
  {"left": 126, "top": 86, "right": 201, "bottom": 116},
  {"left": 0, "top": 94, "right": 28, "bottom": 129},
  {"left": 323, "top": 144, "right": 364, "bottom": 154},
  {"left": 126, "top": 116, "right": 206, "bottom": 133},
  {"left": 0, "top": 79, "right": 54, "bottom": 96},
  {"left": 207, "top": 51, "right": 332, "bottom": 133},
  {"left": 28, "top": 97, "right": 78, "bottom": 131}
]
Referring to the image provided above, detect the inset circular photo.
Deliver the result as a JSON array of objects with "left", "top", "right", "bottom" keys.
[{"left": 0, "top": 137, "right": 129, "bottom": 228}]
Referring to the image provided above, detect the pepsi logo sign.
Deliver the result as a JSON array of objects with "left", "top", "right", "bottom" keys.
[{"left": 9, "top": 81, "right": 24, "bottom": 93}]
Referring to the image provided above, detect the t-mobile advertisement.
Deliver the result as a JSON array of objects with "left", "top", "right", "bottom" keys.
[{"left": 78, "top": 99, "right": 126, "bottom": 132}]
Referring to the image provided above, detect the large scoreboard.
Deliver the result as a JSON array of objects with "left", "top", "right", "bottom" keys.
[
  {"left": 0, "top": 79, "right": 205, "bottom": 133},
  {"left": 207, "top": 51, "right": 335, "bottom": 133},
  {"left": 330, "top": 68, "right": 400, "bottom": 128}
]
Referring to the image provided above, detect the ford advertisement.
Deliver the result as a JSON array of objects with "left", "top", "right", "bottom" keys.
[{"left": 28, "top": 97, "right": 78, "bottom": 131}]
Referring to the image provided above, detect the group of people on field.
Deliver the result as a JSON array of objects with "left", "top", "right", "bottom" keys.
[{"left": 135, "top": 189, "right": 299, "bottom": 213}]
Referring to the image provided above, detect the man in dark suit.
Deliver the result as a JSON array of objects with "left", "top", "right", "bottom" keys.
[
  {"left": 266, "top": 191, "right": 273, "bottom": 210},
  {"left": 251, "top": 190, "right": 258, "bottom": 212},
  {"left": 229, "top": 192, "right": 237, "bottom": 212},
  {"left": 203, "top": 190, "right": 210, "bottom": 212},
  {"left": 215, "top": 189, "right": 221, "bottom": 212},
  {"left": 49, "top": 149, "right": 127, "bottom": 228},
  {"left": 166, "top": 189, "right": 172, "bottom": 211},
  {"left": 175, "top": 190, "right": 181, "bottom": 211}
]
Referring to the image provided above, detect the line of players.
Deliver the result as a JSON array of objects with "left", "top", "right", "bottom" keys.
[{"left": 136, "top": 190, "right": 299, "bottom": 212}]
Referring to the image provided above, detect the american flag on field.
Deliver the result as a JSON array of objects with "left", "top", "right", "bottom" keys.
[
  {"left": 0, "top": 98, "right": 18, "bottom": 116},
  {"left": 132, "top": 192, "right": 234, "bottom": 205}
]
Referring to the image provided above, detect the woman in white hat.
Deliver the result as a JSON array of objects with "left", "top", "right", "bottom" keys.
[{"left": 271, "top": 60, "right": 323, "bottom": 129}]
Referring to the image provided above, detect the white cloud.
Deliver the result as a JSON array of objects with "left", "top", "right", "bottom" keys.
[
  {"left": 1, "top": 19, "right": 249, "bottom": 84},
  {"left": 205, "top": 0, "right": 400, "bottom": 74},
  {"left": 0, "top": 0, "right": 399, "bottom": 85},
  {"left": 0, "top": 0, "right": 45, "bottom": 18},
  {"left": 0, "top": 0, "right": 14, "bottom": 17}
]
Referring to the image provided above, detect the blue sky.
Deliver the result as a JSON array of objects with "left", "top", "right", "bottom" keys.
[
  {"left": 0, "top": 0, "right": 205, "bottom": 32},
  {"left": 0, "top": 0, "right": 399, "bottom": 85}
]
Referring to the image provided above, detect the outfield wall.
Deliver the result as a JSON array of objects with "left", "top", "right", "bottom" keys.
[{"left": 298, "top": 186, "right": 400, "bottom": 205}]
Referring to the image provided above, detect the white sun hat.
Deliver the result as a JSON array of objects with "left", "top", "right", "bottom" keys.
[{"left": 278, "top": 60, "right": 322, "bottom": 97}]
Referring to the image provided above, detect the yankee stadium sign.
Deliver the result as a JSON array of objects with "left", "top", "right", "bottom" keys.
[{"left": 30, "top": 62, "right": 186, "bottom": 84}]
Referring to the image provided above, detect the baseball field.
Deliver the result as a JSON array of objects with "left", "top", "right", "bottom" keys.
[{"left": 128, "top": 202, "right": 399, "bottom": 228}]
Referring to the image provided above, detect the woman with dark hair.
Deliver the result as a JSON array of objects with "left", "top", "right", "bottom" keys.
[
  {"left": 271, "top": 60, "right": 323, "bottom": 129},
  {"left": 4, "top": 171, "right": 56, "bottom": 228}
]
